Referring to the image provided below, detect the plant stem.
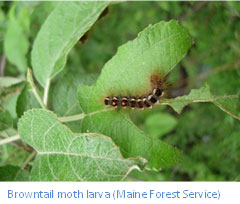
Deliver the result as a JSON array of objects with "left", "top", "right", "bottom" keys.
[
  {"left": 43, "top": 79, "right": 50, "bottom": 106},
  {"left": 27, "top": 69, "right": 46, "bottom": 109},
  {"left": 0, "top": 135, "right": 20, "bottom": 146}
]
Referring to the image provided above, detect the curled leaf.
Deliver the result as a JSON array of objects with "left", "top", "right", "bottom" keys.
[{"left": 161, "top": 84, "right": 240, "bottom": 120}]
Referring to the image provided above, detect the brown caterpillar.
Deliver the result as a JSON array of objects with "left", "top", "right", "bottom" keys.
[{"left": 104, "top": 74, "right": 167, "bottom": 109}]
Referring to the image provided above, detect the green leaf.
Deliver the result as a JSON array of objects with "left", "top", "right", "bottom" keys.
[
  {"left": 52, "top": 72, "right": 98, "bottom": 132},
  {"left": 31, "top": 2, "right": 109, "bottom": 87},
  {"left": 0, "top": 8, "right": 6, "bottom": 38},
  {"left": 2, "top": 92, "right": 19, "bottom": 119},
  {"left": 18, "top": 109, "right": 145, "bottom": 181},
  {"left": 79, "top": 86, "right": 182, "bottom": 171},
  {"left": 145, "top": 113, "right": 177, "bottom": 139},
  {"left": 0, "top": 107, "right": 13, "bottom": 131},
  {"left": 227, "top": 2, "right": 240, "bottom": 14},
  {"left": 4, "top": 5, "right": 29, "bottom": 72},
  {"left": 53, "top": 72, "right": 97, "bottom": 117},
  {"left": 0, "top": 143, "right": 31, "bottom": 167},
  {"left": 30, "top": 2, "right": 58, "bottom": 39},
  {"left": 16, "top": 84, "right": 41, "bottom": 118},
  {"left": 78, "top": 20, "right": 192, "bottom": 170},
  {"left": 93, "top": 20, "right": 192, "bottom": 102},
  {"left": 162, "top": 84, "right": 240, "bottom": 120},
  {"left": 17, "top": 5, "right": 31, "bottom": 36},
  {"left": 0, "top": 77, "right": 23, "bottom": 88},
  {"left": 0, "top": 165, "right": 29, "bottom": 181}
]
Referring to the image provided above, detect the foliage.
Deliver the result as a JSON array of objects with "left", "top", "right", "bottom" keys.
[{"left": 0, "top": 1, "right": 239, "bottom": 181}]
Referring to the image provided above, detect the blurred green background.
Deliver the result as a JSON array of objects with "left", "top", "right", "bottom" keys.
[{"left": 0, "top": 1, "right": 240, "bottom": 181}]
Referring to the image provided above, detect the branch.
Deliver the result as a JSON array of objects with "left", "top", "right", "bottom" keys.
[{"left": 0, "top": 135, "right": 20, "bottom": 146}]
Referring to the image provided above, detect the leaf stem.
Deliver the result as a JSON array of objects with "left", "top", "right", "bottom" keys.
[
  {"left": 58, "top": 113, "right": 85, "bottom": 122},
  {"left": 43, "top": 79, "right": 50, "bottom": 106},
  {"left": 0, "top": 135, "right": 20, "bottom": 146},
  {"left": 27, "top": 69, "right": 46, "bottom": 109},
  {"left": 58, "top": 108, "right": 115, "bottom": 123}
]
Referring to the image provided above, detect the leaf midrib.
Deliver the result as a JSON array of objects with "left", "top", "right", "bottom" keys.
[{"left": 38, "top": 151, "right": 131, "bottom": 162}]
